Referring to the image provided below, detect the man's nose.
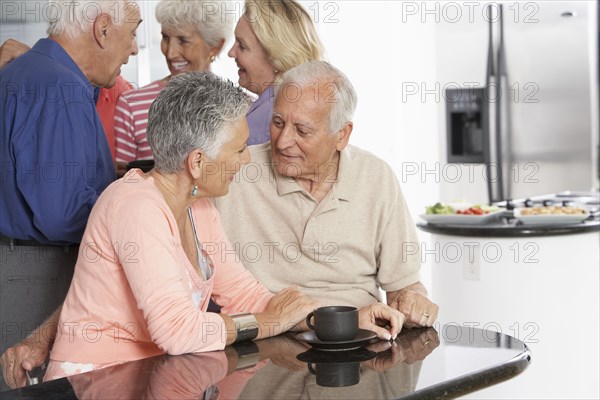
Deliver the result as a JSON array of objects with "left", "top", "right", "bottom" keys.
[
  {"left": 131, "top": 38, "right": 139, "bottom": 56},
  {"left": 276, "top": 123, "right": 295, "bottom": 149}
]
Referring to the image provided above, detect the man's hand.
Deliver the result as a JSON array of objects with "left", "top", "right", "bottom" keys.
[
  {"left": 396, "top": 327, "right": 440, "bottom": 364},
  {"left": 387, "top": 282, "right": 439, "bottom": 328},
  {"left": 363, "top": 327, "right": 440, "bottom": 372},
  {"left": 363, "top": 340, "right": 405, "bottom": 372},
  {"left": 0, "top": 39, "right": 30, "bottom": 69},
  {"left": 1, "top": 307, "right": 60, "bottom": 388},
  {"left": 0, "top": 338, "right": 48, "bottom": 389},
  {"left": 358, "top": 302, "right": 405, "bottom": 341}
]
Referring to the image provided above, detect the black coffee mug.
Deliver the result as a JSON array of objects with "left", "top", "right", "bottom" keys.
[
  {"left": 126, "top": 159, "right": 155, "bottom": 173},
  {"left": 306, "top": 306, "right": 359, "bottom": 342},
  {"left": 307, "top": 361, "right": 361, "bottom": 387}
]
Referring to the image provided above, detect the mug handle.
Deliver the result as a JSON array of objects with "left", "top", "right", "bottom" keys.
[
  {"left": 306, "top": 312, "right": 315, "bottom": 331},
  {"left": 307, "top": 363, "right": 317, "bottom": 375}
]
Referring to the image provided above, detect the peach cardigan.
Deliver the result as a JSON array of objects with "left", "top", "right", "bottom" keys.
[{"left": 50, "top": 169, "right": 273, "bottom": 365}]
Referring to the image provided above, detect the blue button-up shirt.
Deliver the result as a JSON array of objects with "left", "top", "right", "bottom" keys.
[{"left": 0, "top": 39, "right": 114, "bottom": 245}]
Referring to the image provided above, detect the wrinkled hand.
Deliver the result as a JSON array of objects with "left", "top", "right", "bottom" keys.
[
  {"left": 363, "top": 340, "right": 404, "bottom": 372},
  {"left": 0, "top": 339, "right": 48, "bottom": 389},
  {"left": 397, "top": 328, "right": 440, "bottom": 363},
  {"left": 259, "top": 335, "right": 310, "bottom": 371},
  {"left": 358, "top": 302, "right": 405, "bottom": 341},
  {"left": 363, "top": 327, "right": 440, "bottom": 372},
  {"left": 263, "top": 287, "right": 321, "bottom": 336},
  {"left": 388, "top": 289, "right": 439, "bottom": 328},
  {"left": 0, "top": 39, "right": 30, "bottom": 69}
]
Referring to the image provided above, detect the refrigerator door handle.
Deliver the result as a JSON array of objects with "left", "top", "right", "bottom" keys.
[
  {"left": 484, "top": 4, "right": 495, "bottom": 204},
  {"left": 495, "top": 3, "right": 506, "bottom": 202}
]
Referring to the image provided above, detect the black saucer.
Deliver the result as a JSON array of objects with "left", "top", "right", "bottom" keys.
[{"left": 295, "top": 329, "right": 378, "bottom": 351}]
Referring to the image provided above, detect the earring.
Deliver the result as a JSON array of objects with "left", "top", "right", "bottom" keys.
[
  {"left": 191, "top": 184, "right": 199, "bottom": 197},
  {"left": 210, "top": 55, "right": 216, "bottom": 63}
]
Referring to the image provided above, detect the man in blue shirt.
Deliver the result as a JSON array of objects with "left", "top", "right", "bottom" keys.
[{"left": 0, "top": 0, "right": 141, "bottom": 388}]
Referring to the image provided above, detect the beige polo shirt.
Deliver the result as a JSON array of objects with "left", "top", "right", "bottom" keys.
[{"left": 214, "top": 143, "right": 421, "bottom": 307}]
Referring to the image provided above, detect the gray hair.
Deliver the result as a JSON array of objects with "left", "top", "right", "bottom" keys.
[
  {"left": 155, "top": 0, "right": 232, "bottom": 49},
  {"left": 47, "top": 0, "right": 133, "bottom": 39},
  {"left": 275, "top": 61, "right": 357, "bottom": 133},
  {"left": 147, "top": 72, "right": 250, "bottom": 174}
]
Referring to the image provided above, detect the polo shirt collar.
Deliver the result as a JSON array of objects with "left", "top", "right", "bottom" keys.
[
  {"left": 32, "top": 38, "right": 97, "bottom": 102},
  {"left": 333, "top": 147, "right": 353, "bottom": 201},
  {"left": 272, "top": 160, "right": 303, "bottom": 197},
  {"left": 270, "top": 145, "right": 353, "bottom": 202}
]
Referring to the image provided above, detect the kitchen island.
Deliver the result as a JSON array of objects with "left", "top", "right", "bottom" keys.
[
  {"left": 1, "top": 325, "right": 530, "bottom": 399},
  {"left": 417, "top": 216, "right": 599, "bottom": 398}
]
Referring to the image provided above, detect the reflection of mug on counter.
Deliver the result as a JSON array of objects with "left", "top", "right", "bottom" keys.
[
  {"left": 308, "top": 361, "right": 361, "bottom": 387},
  {"left": 239, "top": 331, "right": 437, "bottom": 399},
  {"left": 302, "top": 348, "right": 376, "bottom": 388}
]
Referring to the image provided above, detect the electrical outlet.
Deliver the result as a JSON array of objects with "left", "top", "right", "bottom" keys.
[{"left": 463, "top": 243, "right": 481, "bottom": 281}]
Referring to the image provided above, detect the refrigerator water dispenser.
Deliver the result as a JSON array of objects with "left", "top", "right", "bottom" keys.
[{"left": 446, "top": 87, "right": 487, "bottom": 164}]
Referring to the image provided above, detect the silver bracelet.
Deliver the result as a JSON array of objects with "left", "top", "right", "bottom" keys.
[
  {"left": 231, "top": 341, "right": 260, "bottom": 370},
  {"left": 230, "top": 313, "right": 259, "bottom": 343}
]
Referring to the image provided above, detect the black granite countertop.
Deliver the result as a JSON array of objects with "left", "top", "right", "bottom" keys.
[
  {"left": 417, "top": 212, "right": 600, "bottom": 237},
  {"left": 1, "top": 325, "right": 531, "bottom": 400}
]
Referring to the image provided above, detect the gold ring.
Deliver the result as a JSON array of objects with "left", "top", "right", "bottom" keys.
[
  {"left": 423, "top": 339, "right": 431, "bottom": 346},
  {"left": 421, "top": 312, "right": 430, "bottom": 318}
]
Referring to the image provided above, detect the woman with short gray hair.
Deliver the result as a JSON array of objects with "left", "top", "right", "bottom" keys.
[
  {"left": 115, "top": 0, "right": 232, "bottom": 163},
  {"left": 44, "top": 71, "right": 320, "bottom": 380}
]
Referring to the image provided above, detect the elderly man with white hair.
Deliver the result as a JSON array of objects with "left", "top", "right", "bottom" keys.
[
  {"left": 216, "top": 60, "right": 439, "bottom": 327},
  {"left": 0, "top": 0, "right": 141, "bottom": 388}
]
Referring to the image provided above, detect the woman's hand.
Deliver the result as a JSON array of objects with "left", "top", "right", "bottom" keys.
[
  {"left": 256, "top": 287, "right": 320, "bottom": 338},
  {"left": 358, "top": 303, "right": 405, "bottom": 341}
]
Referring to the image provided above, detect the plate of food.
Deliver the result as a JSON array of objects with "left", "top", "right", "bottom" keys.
[
  {"left": 514, "top": 206, "right": 589, "bottom": 225},
  {"left": 420, "top": 203, "right": 504, "bottom": 225}
]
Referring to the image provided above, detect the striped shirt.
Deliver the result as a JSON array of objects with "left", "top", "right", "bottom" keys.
[{"left": 114, "top": 80, "right": 166, "bottom": 163}]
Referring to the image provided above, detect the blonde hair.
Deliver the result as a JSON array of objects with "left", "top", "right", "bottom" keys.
[
  {"left": 47, "top": 0, "right": 133, "bottom": 39},
  {"left": 244, "top": 0, "right": 324, "bottom": 73}
]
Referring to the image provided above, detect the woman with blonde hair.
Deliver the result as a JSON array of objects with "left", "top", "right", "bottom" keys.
[{"left": 228, "top": 0, "right": 325, "bottom": 145}]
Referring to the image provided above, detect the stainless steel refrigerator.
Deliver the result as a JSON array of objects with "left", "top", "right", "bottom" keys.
[{"left": 436, "top": 0, "right": 599, "bottom": 204}]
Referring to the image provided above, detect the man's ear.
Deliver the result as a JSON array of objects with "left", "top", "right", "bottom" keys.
[
  {"left": 93, "top": 14, "right": 111, "bottom": 48},
  {"left": 335, "top": 122, "right": 353, "bottom": 152}
]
